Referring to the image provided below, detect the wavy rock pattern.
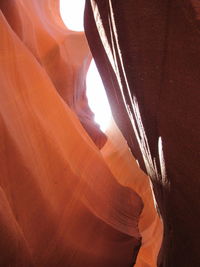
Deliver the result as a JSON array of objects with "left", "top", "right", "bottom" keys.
[{"left": 0, "top": 1, "right": 161, "bottom": 266}]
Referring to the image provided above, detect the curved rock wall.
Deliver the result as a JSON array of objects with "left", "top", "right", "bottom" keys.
[
  {"left": 0, "top": 1, "right": 162, "bottom": 266},
  {"left": 84, "top": 0, "right": 200, "bottom": 266}
]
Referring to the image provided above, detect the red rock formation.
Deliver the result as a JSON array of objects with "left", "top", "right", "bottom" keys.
[
  {"left": 0, "top": 0, "right": 106, "bottom": 149},
  {"left": 102, "top": 120, "right": 163, "bottom": 266},
  {"left": 85, "top": 0, "right": 200, "bottom": 266},
  {"left": 0, "top": 1, "right": 162, "bottom": 266}
]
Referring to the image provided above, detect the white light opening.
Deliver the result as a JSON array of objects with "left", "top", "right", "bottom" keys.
[
  {"left": 60, "top": 0, "right": 85, "bottom": 31},
  {"left": 60, "top": 0, "right": 112, "bottom": 132},
  {"left": 86, "top": 60, "right": 112, "bottom": 132}
]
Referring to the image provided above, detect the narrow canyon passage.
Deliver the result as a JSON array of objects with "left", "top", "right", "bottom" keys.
[{"left": 1, "top": 0, "right": 199, "bottom": 266}]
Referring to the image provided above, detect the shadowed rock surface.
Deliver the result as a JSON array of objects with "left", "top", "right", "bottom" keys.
[{"left": 85, "top": 0, "right": 200, "bottom": 266}]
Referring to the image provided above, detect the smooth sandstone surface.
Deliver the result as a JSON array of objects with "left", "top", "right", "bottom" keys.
[
  {"left": 102, "top": 120, "right": 163, "bottom": 266},
  {"left": 0, "top": 1, "right": 161, "bottom": 266}
]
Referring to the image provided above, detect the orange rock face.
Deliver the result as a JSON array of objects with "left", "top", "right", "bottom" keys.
[{"left": 0, "top": 1, "right": 161, "bottom": 266}]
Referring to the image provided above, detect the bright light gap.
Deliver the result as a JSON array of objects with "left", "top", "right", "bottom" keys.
[{"left": 60, "top": 0, "right": 112, "bottom": 132}]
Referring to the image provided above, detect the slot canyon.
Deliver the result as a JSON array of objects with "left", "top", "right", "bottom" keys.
[{"left": 0, "top": 1, "right": 199, "bottom": 266}]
